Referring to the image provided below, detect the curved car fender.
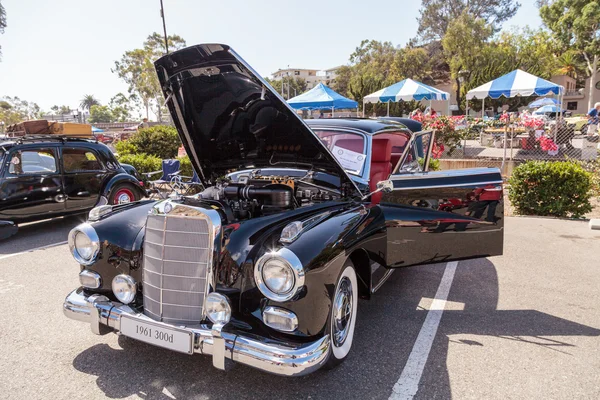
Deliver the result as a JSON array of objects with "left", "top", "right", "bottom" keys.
[
  {"left": 78, "top": 200, "right": 157, "bottom": 292},
  {"left": 101, "top": 172, "right": 145, "bottom": 199},
  {"left": 270, "top": 204, "right": 386, "bottom": 337}
]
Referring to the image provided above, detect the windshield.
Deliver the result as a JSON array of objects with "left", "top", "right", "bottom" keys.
[{"left": 315, "top": 130, "right": 366, "bottom": 176}]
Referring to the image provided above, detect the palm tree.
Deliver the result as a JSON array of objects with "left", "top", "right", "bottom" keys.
[
  {"left": 556, "top": 52, "right": 583, "bottom": 79},
  {"left": 80, "top": 94, "right": 100, "bottom": 111}
]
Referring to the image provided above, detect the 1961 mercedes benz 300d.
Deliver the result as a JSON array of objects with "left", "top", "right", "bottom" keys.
[{"left": 63, "top": 44, "right": 503, "bottom": 376}]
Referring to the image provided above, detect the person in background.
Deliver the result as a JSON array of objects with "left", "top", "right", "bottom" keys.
[
  {"left": 587, "top": 103, "right": 600, "bottom": 136},
  {"left": 318, "top": 112, "right": 324, "bottom": 119},
  {"left": 139, "top": 118, "right": 150, "bottom": 129}
]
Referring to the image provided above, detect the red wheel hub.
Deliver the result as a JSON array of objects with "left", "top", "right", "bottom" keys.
[{"left": 113, "top": 188, "right": 134, "bottom": 204}]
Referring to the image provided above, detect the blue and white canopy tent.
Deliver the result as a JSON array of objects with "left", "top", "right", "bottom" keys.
[
  {"left": 533, "top": 104, "right": 563, "bottom": 114},
  {"left": 287, "top": 83, "right": 358, "bottom": 116},
  {"left": 363, "top": 78, "right": 450, "bottom": 116},
  {"left": 466, "top": 69, "right": 564, "bottom": 118},
  {"left": 528, "top": 97, "right": 561, "bottom": 108}
]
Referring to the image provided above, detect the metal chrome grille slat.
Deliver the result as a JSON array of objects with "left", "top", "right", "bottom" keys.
[{"left": 142, "top": 211, "right": 212, "bottom": 325}]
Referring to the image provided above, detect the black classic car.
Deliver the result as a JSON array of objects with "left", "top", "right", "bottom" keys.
[
  {"left": 63, "top": 44, "right": 503, "bottom": 376},
  {"left": 0, "top": 136, "right": 145, "bottom": 239}
]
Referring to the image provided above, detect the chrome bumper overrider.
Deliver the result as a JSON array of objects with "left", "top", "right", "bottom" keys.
[{"left": 63, "top": 289, "right": 330, "bottom": 376}]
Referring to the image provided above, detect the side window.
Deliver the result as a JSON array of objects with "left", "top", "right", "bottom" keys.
[
  {"left": 397, "top": 131, "right": 434, "bottom": 173},
  {"left": 62, "top": 148, "right": 103, "bottom": 173},
  {"left": 8, "top": 148, "right": 58, "bottom": 175}
]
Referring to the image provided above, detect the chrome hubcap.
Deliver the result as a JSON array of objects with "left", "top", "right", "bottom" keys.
[
  {"left": 332, "top": 276, "right": 353, "bottom": 347},
  {"left": 117, "top": 193, "right": 131, "bottom": 204}
]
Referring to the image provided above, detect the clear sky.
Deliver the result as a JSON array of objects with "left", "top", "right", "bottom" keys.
[{"left": 0, "top": 0, "right": 541, "bottom": 113}]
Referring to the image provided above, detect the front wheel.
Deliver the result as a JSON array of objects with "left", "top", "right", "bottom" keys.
[
  {"left": 109, "top": 183, "right": 139, "bottom": 205},
  {"left": 325, "top": 262, "right": 358, "bottom": 368}
]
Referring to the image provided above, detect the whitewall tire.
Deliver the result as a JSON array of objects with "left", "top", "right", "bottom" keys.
[{"left": 326, "top": 262, "right": 358, "bottom": 368}]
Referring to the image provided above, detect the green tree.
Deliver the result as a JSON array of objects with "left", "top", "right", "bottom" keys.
[
  {"left": 113, "top": 33, "right": 186, "bottom": 121},
  {"left": 88, "top": 105, "right": 114, "bottom": 123},
  {"left": 540, "top": 0, "right": 600, "bottom": 109},
  {"left": 0, "top": 96, "right": 42, "bottom": 124},
  {"left": 417, "top": 0, "right": 520, "bottom": 41},
  {"left": 265, "top": 77, "right": 308, "bottom": 99},
  {"left": 79, "top": 94, "right": 100, "bottom": 111},
  {"left": 442, "top": 12, "right": 493, "bottom": 110},
  {"left": 556, "top": 50, "right": 585, "bottom": 78},
  {"left": 0, "top": 0, "right": 6, "bottom": 60},
  {"left": 108, "top": 92, "right": 139, "bottom": 122}
]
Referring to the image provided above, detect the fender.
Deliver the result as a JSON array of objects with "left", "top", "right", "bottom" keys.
[
  {"left": 101, "top": 172, "right": 146, "bottom": 199},
  {"left": 255, "top": 203, "right": 386, "bottom": 338}
]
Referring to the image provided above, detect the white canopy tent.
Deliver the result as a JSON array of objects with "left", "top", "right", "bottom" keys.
[
  {"left": 466, "top": 69, "right": 564, "bottom": 118},
  {"left": 363, "top": 79, "right": 450, "bottom": 116}
]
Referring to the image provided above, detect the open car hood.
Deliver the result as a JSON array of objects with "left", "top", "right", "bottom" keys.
[{"left": 154, "top": 44, "right": 357, "bottom": 193}]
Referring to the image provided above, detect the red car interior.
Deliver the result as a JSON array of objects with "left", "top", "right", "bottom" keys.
[{"left": 369, "top": 139, "right": 392, "bottom": 204}]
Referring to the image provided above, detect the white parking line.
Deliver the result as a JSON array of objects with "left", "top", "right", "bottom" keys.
[
  {"left": 0, "top": 241, "right": 68, "bottom": 261},
  {"left": 389, "top": 261, "right": 458, "bottom": 400}
]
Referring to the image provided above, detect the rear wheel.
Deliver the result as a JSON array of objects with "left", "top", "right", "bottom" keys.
[
  {"left": 109, "top": 184, "right": 139, "bottom": 205},
  {"left": 325, "top": 262, "right": 358, "bottom": 369}
]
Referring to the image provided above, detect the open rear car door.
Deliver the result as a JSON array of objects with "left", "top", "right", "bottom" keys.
[{"left": 379, "top": 130, "right": 504, "bottom": 268}]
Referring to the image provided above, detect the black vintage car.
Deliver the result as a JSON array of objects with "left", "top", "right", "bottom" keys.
[
  {"left": 63, "top": 44, "right": 503, "bottom": 376},
  {"left": 0, "top": 136, "right": 145, "bottom": 239}
]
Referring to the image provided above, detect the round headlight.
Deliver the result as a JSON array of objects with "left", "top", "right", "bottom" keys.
[
  {"left": 262, "top": 258, "right": 295, "bottom": 294},
  {"left": 254, "top": 248, "right": 305, "bottom": 302},
  {"left": 112, "top": 274, "right": 136, "bottom": 304},
  {"left": 205, "top": 293, "right": 232, "bottom": 325},
  {"left": 68, "top": 224, "right": 100, "bottom": 266}
]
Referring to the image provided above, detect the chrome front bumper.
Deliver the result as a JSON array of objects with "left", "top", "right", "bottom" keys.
[{"left": 63, "top": 288, "right": 330, "bottom": 376}]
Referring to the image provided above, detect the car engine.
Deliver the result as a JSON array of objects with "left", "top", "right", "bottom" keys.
[{"left": 195, "top": 173, "right": 340, "bottom": 222}]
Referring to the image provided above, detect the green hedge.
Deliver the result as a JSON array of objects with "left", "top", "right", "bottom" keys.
[
  {"left": 128, "top": 125, "right": 181, "bottom": 159},
  {"left": 508, "top": 161, "right": 592, "bottom": 218},
  {"left": 117, "top": 153, "right": 162, "bottom": 176}
]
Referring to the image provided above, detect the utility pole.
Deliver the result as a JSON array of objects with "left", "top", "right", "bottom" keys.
[{"left": 160, "top": 0, "right": 169, "bottom": 54}]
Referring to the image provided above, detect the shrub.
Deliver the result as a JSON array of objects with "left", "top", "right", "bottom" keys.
[
  {"left": 508, "top": 161, "right": 593, "bottom": 218},
  {"left": 117, "top": 153, "right": 162, "bottom": 177},
  {"left": 418, "top": 157, "right": 441, "bottom": 171},
  {"left": 129, "top": 125, "right": 181, "bottom": 159},
  {"left": 114, "top": 139, "right": 138, "bottom": 156},
  {"left": 177, "top": 155, "right": 194, "bottom": 177}
]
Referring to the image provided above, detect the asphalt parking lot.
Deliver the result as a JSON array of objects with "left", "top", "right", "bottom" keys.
[{"left": 0, "top": 216, "right": 599, "bottom": 400}]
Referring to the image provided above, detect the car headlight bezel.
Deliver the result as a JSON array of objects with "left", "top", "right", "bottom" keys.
[
  {"left": 254, "top": 248, "right": 305, "bottom": 302},
  {"left": 112, "top": 274, "right": 136, "bottom": 304},
  {"left": 68, "top": 223, "right": 100, "bottom": 266}
]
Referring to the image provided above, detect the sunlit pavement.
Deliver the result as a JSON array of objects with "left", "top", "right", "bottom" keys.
[{"left": 0, "top": 217, "right": 599, "bottom": 400}]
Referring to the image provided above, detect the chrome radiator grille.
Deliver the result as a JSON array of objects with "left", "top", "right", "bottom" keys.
[{"left": 142, "top": 212, "right": 212, "bottom": 325}]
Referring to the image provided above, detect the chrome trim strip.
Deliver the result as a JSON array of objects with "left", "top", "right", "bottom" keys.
[
  {"left": 63, "top": 288, "right": 330, "bottom": 376},
  {"left": 392, "top": 168, "right": 502, "bottom": 180},
  {"left": 142, "top": 281, "right": 204, "bottom": 294},
  {"left": 145, "top": 241, "right": 210, "bottom": 250},
  {"left": 143, "top": 268, "right": 205, "bottom": 279},
  {"left": 391, "top": 180, "right": 503, "bottom": 191},
  {"left": 144, "top": 254, "right": 208, "bottom": 265},
  {"left": 145, "top": 227, "right": 209, "bottom": 234},
  {"left": 371, "top": 269, "right": 395, "bottom": 293}
]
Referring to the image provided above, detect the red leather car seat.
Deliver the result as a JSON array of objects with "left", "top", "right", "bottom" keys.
[{"left": 369, "top": 139, "right": 392, "bottom": 204}]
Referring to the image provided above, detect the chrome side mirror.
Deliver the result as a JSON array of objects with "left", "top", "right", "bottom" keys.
[
  {"left": 376, "top": 180, "right": 393, "bottom": 193},
  {"left": 361, "top": 180, "right": 393, "bottom": 200}
]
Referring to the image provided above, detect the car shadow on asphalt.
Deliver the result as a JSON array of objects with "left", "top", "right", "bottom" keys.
[
  {"left": 0, "top": 215, "right": 85, "bottom": 255},
  {"left": 71, "top": 259, "right": 600, "bottom": 400}
]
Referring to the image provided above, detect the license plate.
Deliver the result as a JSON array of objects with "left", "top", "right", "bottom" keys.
[{"left": 120, "top": 315, "right": 194, "bottom": 354}]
